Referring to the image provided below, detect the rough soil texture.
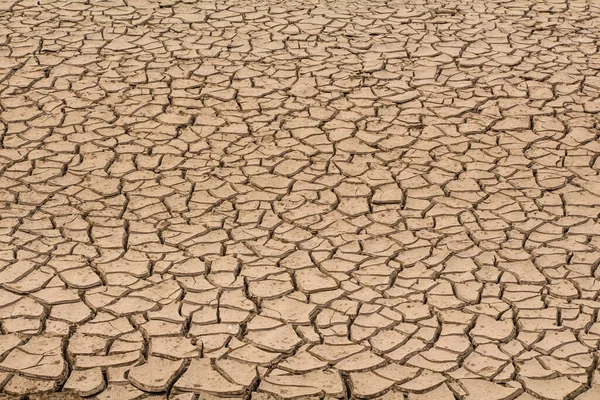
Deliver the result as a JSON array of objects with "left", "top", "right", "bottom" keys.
[{"left": 1, "top": 0, "right": 600, "bottom": 399}]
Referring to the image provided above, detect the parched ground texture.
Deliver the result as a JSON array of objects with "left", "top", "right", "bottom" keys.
[{"left": 1, "top": 0, "right": 600, "bottom": 399}]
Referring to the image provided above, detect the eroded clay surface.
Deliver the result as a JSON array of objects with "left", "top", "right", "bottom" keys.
[{"left": 0, "top": 0, "right": 600, "bottom": 399}]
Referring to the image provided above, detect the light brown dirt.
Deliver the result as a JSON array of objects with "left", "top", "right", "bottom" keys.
[{"left": 0, "top": 0, "right": 600, "bottom": 399}]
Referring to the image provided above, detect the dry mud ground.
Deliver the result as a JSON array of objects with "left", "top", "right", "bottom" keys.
[{"left": 1, "top": 0, "right": 600, "bottom": 399}]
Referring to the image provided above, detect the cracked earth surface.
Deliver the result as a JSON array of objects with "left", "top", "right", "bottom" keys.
[{"left": 0, "top": 0, "right": 600, "bottom": 399}]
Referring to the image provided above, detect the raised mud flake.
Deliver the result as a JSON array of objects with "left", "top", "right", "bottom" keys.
[
  {"left": 372, "top": 184, "right": 404, "bottom": 205},
  {"left": 0, "top": 335, "right": 23, "bottom": 364},
  {"left": 49, "top": 301, "right": 93, "bottom": 324},
  {"left": 259, "top": 369, "right": 345, "bottom": 399},
  {"left": 140, "top": 319, "right": 184, "bottom": 337},
  {"left": 261, "top": 296, "right": 316, "bottom": 324},
  {"left": 335, "top": 351, "right": 386, "bottom": 372},
  {"left": 74, "top": 351, "right": 142, "bottom": 369},
  {"left": 577, "top": 386, "right": 600, "bottom": 400},
  {"left": 0, "top": 106, "right": 43, "bottom": 123},
  {"left": 3, "top": 374, "right": 55, "bottom": 396},
  {"left": 499, "top": 260, "right": 547, "bottom": 285},
  {"left": 294, "top": 268, "right": 339, "bottom": 293},
  {"left": 173, "top": 358, "right": 245, "bottom": 395},
  {"left": 102, "top": 296, "right": 158, "bottom": 316},
  {"left": 394, "top": 302, "right": 432, "bottom": 322},
  {"left": 128, "top": 357, "right": 185, "bottom": 392},
  {"left": 63, "top": 367, "right": 105, "bottom": 397},
  {"left": 349, "top": 371, "right": 395, "bottom": 398},
  {"left": 521, "top": 377, "right": 585, "bottom": 400},
  {"left": 309, "top": 343, "right": 365, "bottom": 364},
  {"left": 375, "top": 363, "right": 419, "bottom": 384},
  {"left": 246, "top": 324, "right": 302, "bottom": 353},
  {"left": 94, "top": 384, "right": 146, "bottom": 400},
  {"left": 58, "top": 267, "right": 102, "bottom": 289},
  {"left": 30, "top": 287, "right": 81, "bottom": 305},
  {"left": 369, "top": 330, "right": 410, "bottom": 353},
  {"left": 405, "top": 384, "right": 455, "bottom": 399},
  {"left": 149, "top": 337, "right": 199, "bottom": 359},
  {"left": 28, "top": 393, "right": 85, "bottom": 400},
  {"left": 0, "top": 336, "right": 66, "bottom": 381},
  {"left": 278, "top": 349, "right": 329, "bottom": 373},
  {"left": 386, "top": 338, "right": 428, "bottom": 363},
  {"left": 214, "top": 359, "right": 258, "bottom": 387},
  {"left": 227, "top": 344, "right": 281, "bottom": 366},
  {"left": 457, "top": 379, "right": 522, "bottom": 400},
  {"left": 398, "top": 370, "right": 447, "bottom": 394},
  {"left": 247, "top": 277, "right": 294, "bottom": 299},
  {"left": 470, "top": 315, "right": 515, "bottom": 342}
]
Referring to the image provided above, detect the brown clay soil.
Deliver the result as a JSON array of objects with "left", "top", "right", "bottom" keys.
[{"left": 0, "top": 0, "right": 600, "bottom": 399}]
